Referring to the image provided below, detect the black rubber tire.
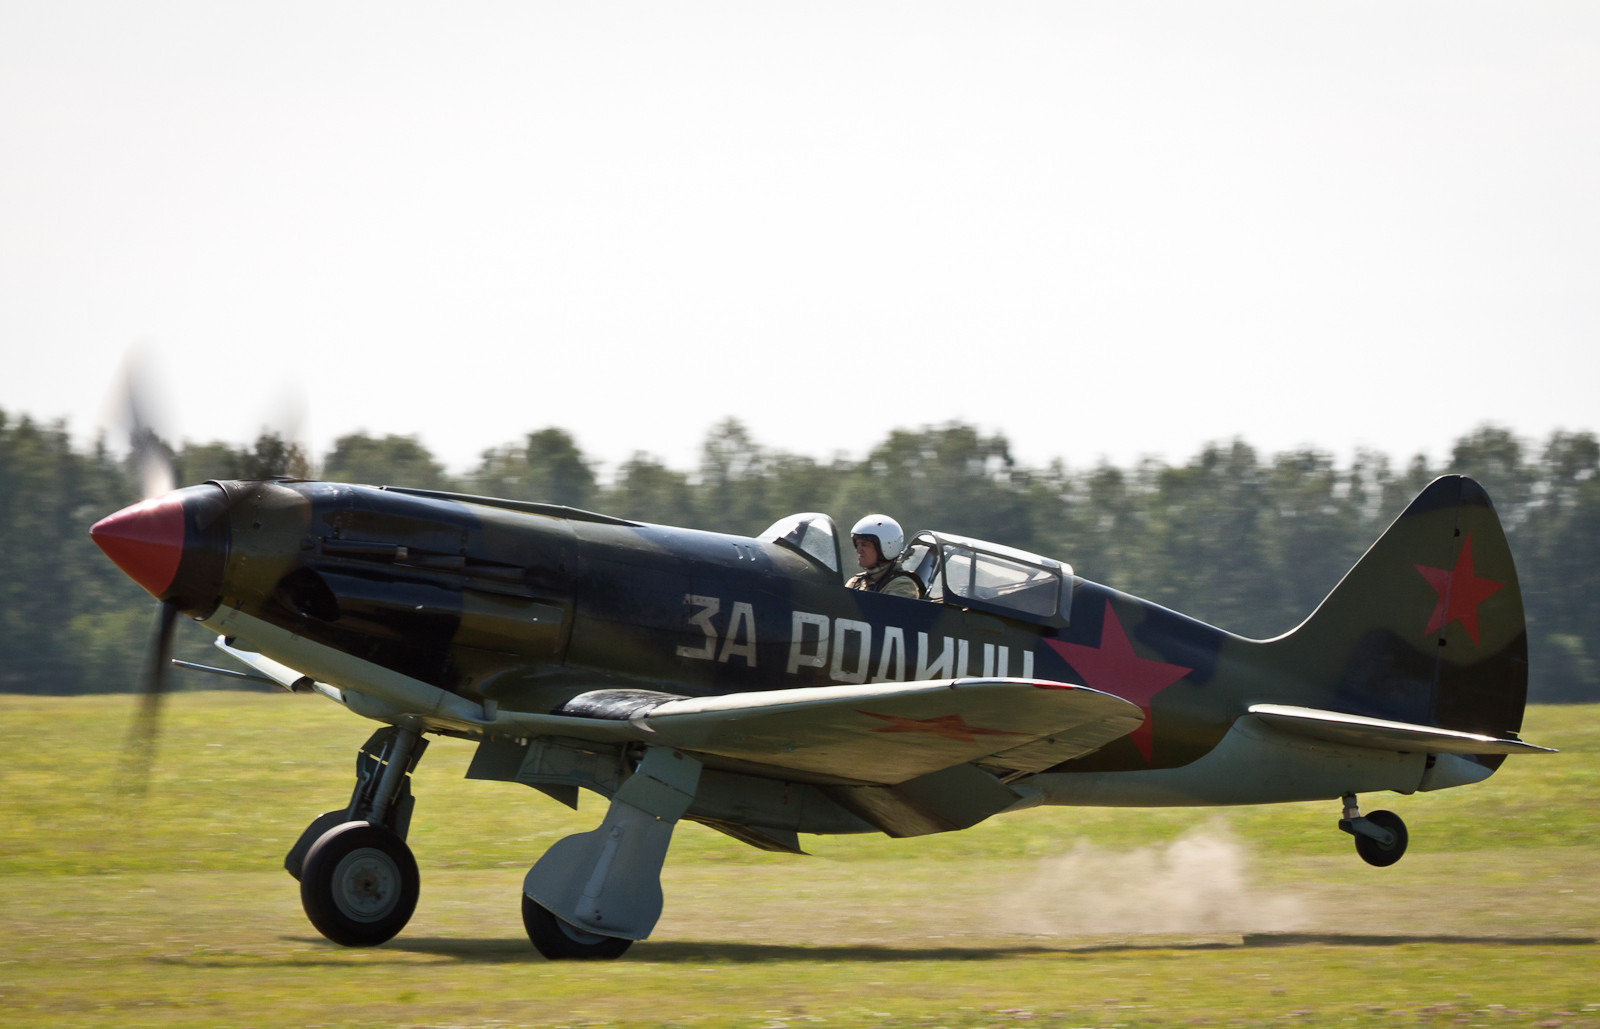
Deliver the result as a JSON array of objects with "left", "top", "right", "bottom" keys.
[
  {"left": 1354, "top": 809, "right": 1409, "bottom": 867},
  {"left": 300, "top": 821, "right": 419, "bottom": 946},
  {"left": 522, "top": 893, "right": 632, "bottom": 960}
]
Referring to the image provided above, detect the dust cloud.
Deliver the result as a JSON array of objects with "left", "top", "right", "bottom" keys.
[{"left": 999, "top": 823, "right": 1311, "bottom": 937}]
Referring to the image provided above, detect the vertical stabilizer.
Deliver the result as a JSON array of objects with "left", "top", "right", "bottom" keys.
[{"left": 1267, "top": 475, "right": 1528, "bottom": 742}]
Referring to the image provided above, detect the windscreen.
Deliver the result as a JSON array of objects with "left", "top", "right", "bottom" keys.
[{"left": 760, "top": 513, "right": 839, "bottom": 573}]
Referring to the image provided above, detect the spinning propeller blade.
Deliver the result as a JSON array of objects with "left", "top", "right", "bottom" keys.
[
  {"left": 108, "top": 350, "right": 184, "bottom": 789},
  {"left": 109, "top": 348, "right": 179, "bottom": 501},
  {"left": 125, "top": 599, "right": 181, "bottom": 792}
]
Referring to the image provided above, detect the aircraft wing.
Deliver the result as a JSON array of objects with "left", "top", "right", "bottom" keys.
[
  {"left": 213, "top": 633, "right": 1143, "bottom": 785},
  {"left": 1247, "top": 704, "right": 1556, "bottom": 755},
  {"left": 628, "top": 678, "right": 1144, "bottom": 786}
]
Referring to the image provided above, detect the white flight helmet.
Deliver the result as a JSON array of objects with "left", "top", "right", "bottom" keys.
[{"left": 850, "top": 514, "right": 905, "bottom": 562}]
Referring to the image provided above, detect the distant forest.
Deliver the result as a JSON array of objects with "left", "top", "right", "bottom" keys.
[{"left": 3, "top": 409, "right": 1594, "bottom": 702}]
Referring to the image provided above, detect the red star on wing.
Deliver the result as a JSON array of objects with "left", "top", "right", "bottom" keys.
[
  {"left": 1414, "top": 533, "right": 1504, "bottom": 646},
  {"left": 856, "top": 711, "right": 1029, "bottom": 744},
  {"left": 1042, "top": 601, "right": 1191, "bottom": 762}
]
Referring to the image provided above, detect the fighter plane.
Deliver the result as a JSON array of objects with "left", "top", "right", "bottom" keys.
[{"left": 89, "top": 472, "right": 1550, "bottom": 958}]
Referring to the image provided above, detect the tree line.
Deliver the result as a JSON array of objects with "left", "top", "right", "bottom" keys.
[{"left": 2, "top": 409, "right": 1593, "bottom": 702}]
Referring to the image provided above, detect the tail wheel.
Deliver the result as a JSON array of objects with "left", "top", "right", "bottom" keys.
[
  {"left": 301, "top": 821, "right": 419, "bottom": 946},
  {"left": 1353, "top": 809, "right": 1409, "bottom": 867},
  {"left": 521, "top": 893, "right": 632, "bottom": 960}
]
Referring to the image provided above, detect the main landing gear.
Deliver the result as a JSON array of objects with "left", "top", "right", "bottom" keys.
[
  {"left": 1337, "top": 792, "right": 1409, "bottom": 867},
  {"left": 520, "top": 747, "right": 704, "bottom": 960},
  {"left": 286, "top": 726, "right": 428, "bottom": 946},
  {"left": 286, "top": 729, "right": 699, "bottom": 960},
  {"left": 301, "top": 820, "right": 420, "bottom": 946}
]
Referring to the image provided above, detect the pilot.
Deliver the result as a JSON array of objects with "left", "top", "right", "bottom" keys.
[{"left": 846, "top": 514, "right": 924, "bottom": 599}]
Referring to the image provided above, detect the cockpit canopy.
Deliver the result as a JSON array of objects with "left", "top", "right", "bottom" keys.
[
  {"left": 761, "top": 512, "right": 841, "bottom": 573},
  {"left": 898, "top": 530, "right": 1072, "bottom": 624},
  {"left": 761, "top": 514, "right": 1073, "bottom": 625}
]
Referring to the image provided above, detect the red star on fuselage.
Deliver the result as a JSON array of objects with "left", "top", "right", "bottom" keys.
[
  {"left": 1415, "top": 533, "right": 1504, "bottom": 646},
  {"left": 855, "top": 711, "right": 1029, "bottom": 744},
  {"left": 1042, "top": 601, "right": 1192, "bottom": 761}
]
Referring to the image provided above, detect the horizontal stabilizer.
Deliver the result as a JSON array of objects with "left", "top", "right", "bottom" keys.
[{"left": 1248, "top": 704, "right": 1555, "bottom": 756}]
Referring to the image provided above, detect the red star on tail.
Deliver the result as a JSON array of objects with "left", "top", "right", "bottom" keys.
[
  {"left": 1042, "top": 602, "right": 1191, "bottom": 762},
  {"left": 1415, "top": 533, "right": 1504, "bottom": 646}
]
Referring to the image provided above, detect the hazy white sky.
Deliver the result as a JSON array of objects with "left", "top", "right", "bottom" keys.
[{"left": 3, "top": 1, "right": 1596, "bottom": 477}]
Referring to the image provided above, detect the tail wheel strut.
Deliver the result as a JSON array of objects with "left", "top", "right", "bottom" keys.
[{"left": 1337, "top": 793, "right": 1409, "bottom": 867}]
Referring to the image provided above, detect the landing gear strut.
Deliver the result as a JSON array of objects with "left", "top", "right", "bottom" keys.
[
  {"left": 1338, "top": 792, "right": 1408, "bottom": 867},
  {"left": 288, "top": 726, "right": 429, "bottom": 946}
]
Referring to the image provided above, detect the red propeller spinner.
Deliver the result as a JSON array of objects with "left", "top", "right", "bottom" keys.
[{"left": 90, "top": 493, "right": 187, "bottom": 598}]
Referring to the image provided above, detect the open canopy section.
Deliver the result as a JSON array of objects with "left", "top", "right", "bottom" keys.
[{"left": 896, "top": 531, "right": 1074, "bottom": 625}]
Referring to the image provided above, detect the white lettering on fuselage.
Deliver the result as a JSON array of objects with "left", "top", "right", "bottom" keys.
[
  {"left": 720, "top": 601, "right": 758, "bottom": 666},
  {"left": 677, "top": 594, "right": 761, "bottom": 666},
  {"left": 681, "top": 595, "right": 1034, "bottom": 682},
  {"left": 676, "top": 595, "right": 720, "bottom": 660}
]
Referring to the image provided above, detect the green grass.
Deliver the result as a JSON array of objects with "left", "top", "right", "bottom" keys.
[{"left": 1, "top": 695, "right": 1596, "bottom": 1028}]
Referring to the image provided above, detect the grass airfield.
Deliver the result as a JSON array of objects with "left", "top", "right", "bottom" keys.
[{"left": 1, "top": 694, "right": 1595, "bottom": 1028}]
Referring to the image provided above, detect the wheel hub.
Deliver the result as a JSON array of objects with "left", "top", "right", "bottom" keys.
[{"left": 332, "top": 847, "right": 399, "bottom": 922}]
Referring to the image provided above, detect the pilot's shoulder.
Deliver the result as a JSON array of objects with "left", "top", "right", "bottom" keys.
[{"left": 880, "top": 575, "right": 923, "bottom": 600}]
